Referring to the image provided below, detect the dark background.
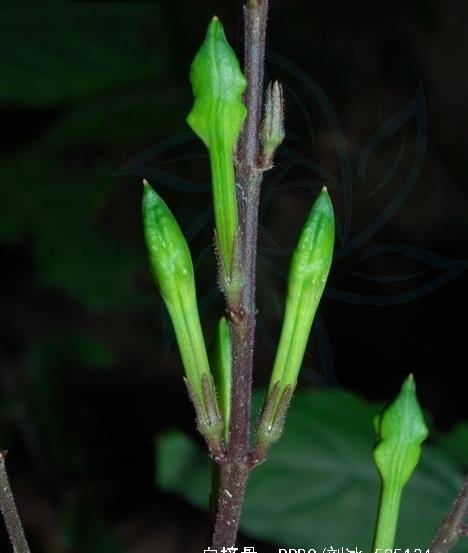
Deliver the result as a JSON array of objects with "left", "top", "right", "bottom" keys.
[{"left": 1, "top": 1, "right": 467, "bottom": 551}]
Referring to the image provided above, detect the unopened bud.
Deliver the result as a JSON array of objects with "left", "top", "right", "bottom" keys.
[
  {"left": 373, "top": 375, "right": 428, "bottom": 551},
  {"left": 187, "top": 17, "right": 246, "bottom": 279},
  {"left": 267, "top": 188, "right": 335, "bottom": 411},
  {"left": 374, "top": 374, "right": 428, "bottom": 487},
  {"left": 142, "top": 181, "right": 223, "bottom": 454},
  {"left": 261, "top": 81, "right": 285, "bottom": 168}
]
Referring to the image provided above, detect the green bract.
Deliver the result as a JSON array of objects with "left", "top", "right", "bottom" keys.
[
  {"left": 373, "top": 375, "right": 429, "bottom": 551},
  {"left": 187, "top": 17, "right": 247, "bottom": 280},
  {"left": 268, "top": 188, "right": 335, "bottom": 398},
  {"left": 209, "top": 317, "right": 232, "bottom": 443},
  {"left": 142, "top": 181, "right": 210, "bottom": 408}
]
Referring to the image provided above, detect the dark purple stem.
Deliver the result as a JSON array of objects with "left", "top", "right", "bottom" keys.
[
  {"left": 430, "top": 475, "right": 468, "bottom": 553},
  {"left": 211, "top": 0, "right": 269, "bottom": 548},
  {"left": 0, "top": 451, "right": 31, "bottom": 553}
]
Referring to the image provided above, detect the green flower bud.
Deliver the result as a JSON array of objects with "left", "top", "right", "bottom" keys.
[
  {"left": 142, "top": 181, "right": 223, "bottom": 454},
  {"left": 209, "top": 317, "right": 232, "bottom": 443},
  {"left": 255, "top": 188, "right": 334, "bottom": 457},
  {"left": 373, "top": 374, "right": 429, "bottom": 552},
  {"left": 374, "top": 374, "right": 428, "bottom": 486},
  {"left": 187, "top": 17, "right": 247, "bottom": 280},
  {"left": 268, "top": 187, "right": 335, "bottom": 399},
  {"left": 142, "top": 182, "right": 195, "bottom": 311}
]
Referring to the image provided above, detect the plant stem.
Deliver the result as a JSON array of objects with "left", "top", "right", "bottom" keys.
[
  {"left": 0, "top": 451, "right": 31, "bottom": 553},
  {"left": 211, "top": 0, "right": 269, "bottom": 548},
  {"left": 429, "top": 475, "right": 468, "bottom": 553},
  {"left": 373, "top": 481, "right": 403, "bottom": 552}
]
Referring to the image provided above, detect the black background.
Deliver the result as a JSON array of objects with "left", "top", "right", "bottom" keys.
[{"left": 0, "top": 1, "right": 467, "bottom": 551}]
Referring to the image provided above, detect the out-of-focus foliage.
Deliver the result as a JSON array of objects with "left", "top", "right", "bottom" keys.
[
  {"left": 0, "top": 1, "right": 188, "bottom": 310},
  {"left": 157, "top": 389, "right": 467, "bottom": 552},
  {"left": 0, "top": 3, "right": 167, "bottom": 107},
  {"left": 0, "top": 151, "right": 143, "bottom": 309},
  {"left": 26, "top": 333, "right": 115, "bottom": 475},
  {"left": 437, "top": 423, "right": 468, "bottom": 471},
  {"left": 1, "top": 333, "right": 123, "bottom": 551},
  {"left": 61, "top": 504, "right": 123, "bottom": 553}
]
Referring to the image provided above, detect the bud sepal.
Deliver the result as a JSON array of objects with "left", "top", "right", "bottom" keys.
[{"left": 252, "top": 382, "right": 293, "bottom": 465}]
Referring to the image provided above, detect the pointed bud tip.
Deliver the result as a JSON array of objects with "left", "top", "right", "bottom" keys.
[
  {"left": 402, "top": 373, "right": 416, "bottom": 393},
  {"left": 142, "top": 180, "right": 160, "bottom": 203},
  {"left": 314, "top": 187, "right": 334, "bottom": 218},
  {"left": 208, "top": 15, "right": 223, "bottom": 36}
]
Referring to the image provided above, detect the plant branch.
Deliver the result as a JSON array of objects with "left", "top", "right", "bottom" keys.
[
  {"left": 429, "top": 475, "right": 468, "bottom": 553},
  {"left": 211, "top": 0, "right": 269, "bottom": 548},
  {"left": 238, "top": 0, "right": 268, "bottom": 176},
  {"left": 0, "top": 451, "right": 31, "bottom": 553}
]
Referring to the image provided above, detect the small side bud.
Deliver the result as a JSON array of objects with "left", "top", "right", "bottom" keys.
[{"left": 261, "top": 81, "right": 285, "bottom": 168}]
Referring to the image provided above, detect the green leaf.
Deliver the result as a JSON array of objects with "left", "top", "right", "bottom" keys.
[
  {"left": 156, "top": 389, "right": 465, "bottom": 551},
  {"left": 0, "top": 2, "right": 168, "bottom": 107}
]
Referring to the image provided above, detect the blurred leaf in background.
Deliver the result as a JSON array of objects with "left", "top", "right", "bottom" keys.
[
  {"left": 0, "top": 0, "right": 190, "bottom": 310},
  {"left": 1, "top": 3, "right": 167, "bottom": 106},
  {"left": 25, "top": 333, "right": 115, "bottom": 476},
  {"left": 157, "top": 389, "right": 467, "bottom": 552},
  {"left": 61, "top": 503, "right": 123, "bottom": 553},
  {"left": 436, "top": 423, "right": 468, "bottom": 471}
]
